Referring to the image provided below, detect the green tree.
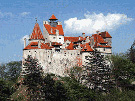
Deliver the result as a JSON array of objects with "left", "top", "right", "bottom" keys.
[
  {"left": 111, "top": 54, "right": 135, "bottom": 89},
  {"left": 0, "top": 79, "right": 15, "bottom": 100},
  {"left": 79, "top": 50, "right": 114, "bottom": 92},
  {"left": 127, "top": 40, "right": 135, "bottom": 63},
  {"left": 0, "top": 64, "right": 6, "bottom": 80},
  {"left": 22, "top": 55, "right": 44, "bottom": 100},
  {"left": 6, "top": 61, "right": 22, "bottom": 82}
]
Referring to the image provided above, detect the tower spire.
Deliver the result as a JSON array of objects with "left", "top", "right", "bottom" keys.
[{"left": 35, "top": 17, "right": 37, "bottom": 23}]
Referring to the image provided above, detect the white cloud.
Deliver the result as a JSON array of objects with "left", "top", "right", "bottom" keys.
[
  {"left": 20, "top": 12, "right": 31, "bottom": 16},
  {"left": 20, "top": 35, "right": 29, "bottom": 44},
  {"left": 64, "top": 12, "right": 133, "bottom": 35},
  {"left": 0, "top": 11, "right": 13, "bottom": 18}
]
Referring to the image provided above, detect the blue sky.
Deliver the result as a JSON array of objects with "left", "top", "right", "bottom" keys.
[{"left": 0, "top": 0, "right": 135, "bottom": 63}]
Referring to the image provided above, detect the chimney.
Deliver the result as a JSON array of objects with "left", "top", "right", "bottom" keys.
[
  {"left": 43, "top": 21, "right": 49, "bottom": 25},
  {"left": 96, "top": 31, "right": 100, "bottom": 34},
  {"left": 82, "top": 33, "right": 85, "bottom": 38},
  {"left": 50, "top": 41, "right": 52, "bottom": 46},
  {"left": 105, "top": 31, "right": 106, "bottom": 37},
  {"left": 24, "top": 38, "right": 26, "bottom": 48},
  {"left": 79, "top": 36, "right": 81, "bottom": 40},
  {"left": 58, "top": 21, "right": 62, "bottom": 25},
  {"left": 51, "top": 28, "right": 53, "bottom": 33},
  {"left": 56, "top": 29, "right": 59, "bottom": 36},
  {"left": 38, "top": 40, "right": 41, "bottom": 48}
]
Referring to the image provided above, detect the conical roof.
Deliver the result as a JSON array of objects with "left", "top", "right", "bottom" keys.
[
  {"left": 49, "top": 14, "right": 58, "bottom": 20},
  {"left": 30, "top": 23, "right": 45, "bottom": 40}
]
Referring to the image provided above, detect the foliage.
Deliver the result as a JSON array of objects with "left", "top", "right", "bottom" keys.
[
  {"left": 78, "top": 50, "right": 114, "bottom": 92},
  {"left": 0, "top": 61, "right": 22, "bottom": 83},
  {"left": 127, "top": 40, "right": 135, "bottom": 63},
  {"left": 0, "top": 79, "right": 15, "bottom": 101},
  {"left": 61, "top": 77, "right": 95, "bottom": 101},
  {"left": 41, "top": 74, "right": 67, "bottom": 101},
  {"left": 22, "top": 55, "right": 44, "bottom": 100},
  {"left": 6, "top": 61, "right": 22, "bottom": 82},
  {"left": 96, "top": 88, "right": 135, "bottom": 101},
  {"left": 111, "top": 54, "right": 135, "bottom": 88},
  {"left": 0, "top": 64, "right": 6, "bottom": 80}
]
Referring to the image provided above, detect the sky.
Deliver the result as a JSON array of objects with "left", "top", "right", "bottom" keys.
[{"left": 0, "top": 0, "right": 135, "bottom": 63}]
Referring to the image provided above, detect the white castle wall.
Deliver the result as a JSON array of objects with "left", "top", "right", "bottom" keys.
[
  {"left": 96, "top": 47, "right": 111, "bottom": 54},
  {"left": 23, "top": 49, "right": 80, "bottom": 76}
]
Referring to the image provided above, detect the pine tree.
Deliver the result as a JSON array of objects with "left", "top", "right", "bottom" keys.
[
  {"left": 22, "top": 55, "right": 44, "bottom": 100},
  {"left": 80, "top": 50, "right": 114, "bottom": 92}
]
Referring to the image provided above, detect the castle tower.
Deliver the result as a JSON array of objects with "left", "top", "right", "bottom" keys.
[
  {"left": 43, "top": 14, "right": 64, "bottom": 44},
  {"left": 49, "top": 14, "right": 58, "bottom": 27},
  {"left": 29, "top": 22, "right": 45, "bottom": 43}
]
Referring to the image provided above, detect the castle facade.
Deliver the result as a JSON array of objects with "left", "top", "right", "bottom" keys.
[{"left": 22, "top": 14, "right": 112, "bottom": 76}]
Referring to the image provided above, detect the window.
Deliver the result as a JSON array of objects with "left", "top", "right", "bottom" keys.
[
  {"left": 104, "top": 48, "right": 105, "bottom": 51},
  {"left": 67, "top": 43, "right": 69, "bottom": 45},
  {"left": 53, "top": 37, "right": 55, "bottom": 39},
  {"left": 85, "top": 56, "right": 88, "bottom": 59},
  {"left": 59, "top": 38, "right": 61, "bottom": 39}
]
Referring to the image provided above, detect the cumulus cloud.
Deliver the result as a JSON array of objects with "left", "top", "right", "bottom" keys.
[
  {"left": 20, "top": 35, "right": 29, "bottom": 44},
  {"left": 64, "top": 12, "right": 133, "bottom": 35},
  {"left": 20, "top": 12, "right": 31, "bottom": 16}
]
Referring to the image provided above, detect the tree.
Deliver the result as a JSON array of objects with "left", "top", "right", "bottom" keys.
[
  {"left": 0, "top": 79, "right": 15, "bottom": 100},
  {"left": 22, "top": 55, "right": 44, "bottom": 100},
  {"left": 0, "top": 64, "right": 6, "bottom": 80},
  {"left": 80, "top": 50, "right": 114, "bottom": 92},
  {"left": 41, "top": 74, "right": 68, "bottom": 101},
  {"left": 111, "top": 54, "right": 135, "bottom": 89},
  {"left": 127, "top": 40, "right": 135, "bottom": 63},
  {"left": 6, "top": 61, "right": 22, "bottom": 82}
]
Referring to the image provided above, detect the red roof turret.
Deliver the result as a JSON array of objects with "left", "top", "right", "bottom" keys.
[{"left": 49, "top": 14, "right": 58, "bottom": 20}]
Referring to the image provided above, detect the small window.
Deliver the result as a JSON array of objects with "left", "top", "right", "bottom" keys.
[
  {"left": 59, "top": 38, "right": 61, "bottom": 39},
  {"left": 53, "top": 37, "right": 55, "bottom": 39},
  {"left": 46, "top": 38, "right": 47, "bottom": 39},
  {"left": 29, "top": 51, "right": 30, "bottom": 52},
  {"left": 104, "top": 48, "right": 105, "bottom": 51},
  {"left": 35, "top": 51, "right": 36, "bottom": 53},
  {"left": 67, "top": 43, "right": 69, "bottom": 45}
]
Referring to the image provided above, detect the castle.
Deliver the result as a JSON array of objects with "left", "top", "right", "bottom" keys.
[{"left": 22, "top": 14, "right": 112, "bottom": 76}]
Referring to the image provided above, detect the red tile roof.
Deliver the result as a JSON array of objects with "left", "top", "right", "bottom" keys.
[
  {"left": 100, "top": 31, "right": 112, "bottom": 38},
  {"left": 30, "top": 23, "right": 45, "bottom": 40},
  {"left": 44, "top": 24, "right": 64, "bottom": 36},
  {"left": 66, "top": 42, "right": 74, "bottom": 50},
  {"left": 24, "top": 42, "right": 51, "bottom": 50},
  {"left": 64, "top": 36, "right": 86, "bottom": 42},
  {"left": 64, "top": 37, "right": 79, "bottom": 42},
  {"left": 81, "top": 43, "right": 94, "bottom": 52},
  {"left": 93, "top": 42, "right": 112, "bottom": 48},
  {"left": 92, "top": 34, "right": 107, "bottom": 44},
  {"left": 49, "top": 14, "right": 58, "bottom": 20}
]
